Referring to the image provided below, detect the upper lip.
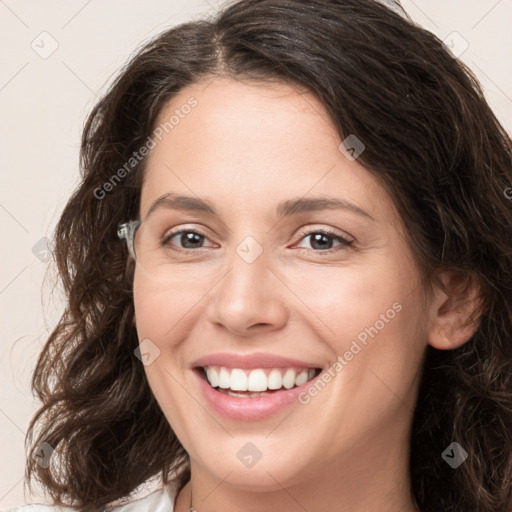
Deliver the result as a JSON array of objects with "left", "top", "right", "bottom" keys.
[{"left": 192, "top": 352, "right": 322, "bottom": 370}]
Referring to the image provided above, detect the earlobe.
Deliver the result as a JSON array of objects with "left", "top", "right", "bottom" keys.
[{"left": 427, "top": 270, "right": 485, "bottom": 351}]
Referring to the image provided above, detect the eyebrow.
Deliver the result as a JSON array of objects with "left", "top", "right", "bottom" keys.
[{"left": 145, "top": 193, "right": 375, "bottom": 221}]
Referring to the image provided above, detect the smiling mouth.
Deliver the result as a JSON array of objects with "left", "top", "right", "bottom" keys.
[{"left": 196, "top": 366, "right": 322, "bottom": 398}]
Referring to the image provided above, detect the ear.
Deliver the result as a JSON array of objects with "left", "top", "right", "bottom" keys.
[{"left": 427, "top": 270, "right": 485, "bottom": 350}]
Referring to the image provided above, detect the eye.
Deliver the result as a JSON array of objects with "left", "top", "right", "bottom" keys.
[
  {"left": 294, "top": 228, "right": 354, "bottom": 253},
  {"left": 160, "top": 227, "right": 354, "bottom": 253},
  {"left": 161, "top": 229, "right": 216, "bottom": 251}
]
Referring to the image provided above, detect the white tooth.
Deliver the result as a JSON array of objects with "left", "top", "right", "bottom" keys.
[
  {"left": 282, "top": 368, "right": 296, "bottom": 389},
  {"left": 227, "top": 390, "right": 242, "bottom": 397},
  {"left": 218, "top": 367, "right": 231, "bottom": 389},
  {"left": 267, "top": 369, "right": 283, "bottom": 390},
  {"left": 248, "top": 369, "right": 268, "bottom": 392},
  {"left": 209, "top": 366, "right": 316, "bottom": 391},
  {"left": 230, "top": 368, "right": 248, "bottom": 391},
  {"left": 295, "top": 369, "right": 308, "bottom": 387},
  {"left": 206, "top": 367, "right": 219, "bottom": 387}
]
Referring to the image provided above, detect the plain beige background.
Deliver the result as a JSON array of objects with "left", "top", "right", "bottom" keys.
[{"left": 1, "top": 0, "right": 511, "bottom": 508}]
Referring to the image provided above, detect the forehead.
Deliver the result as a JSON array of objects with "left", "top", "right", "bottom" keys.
[
  {"left": 151, "top": 77, "right": 339, "bottom": 162},
  {"left": 139, "top": 77, "right": 394, "bottom": 226}
]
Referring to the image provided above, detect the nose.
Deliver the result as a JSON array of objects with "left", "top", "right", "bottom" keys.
[{"left": 206, "top": 251, "right": 289, "bottom": 337}]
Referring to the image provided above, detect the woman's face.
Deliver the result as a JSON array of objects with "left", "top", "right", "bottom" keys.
[{"left": 134, "top": 77, "right": 430, "bottom": 494}]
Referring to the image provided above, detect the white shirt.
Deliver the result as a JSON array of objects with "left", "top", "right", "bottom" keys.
[{"left": 1, "top": 484, "right": 176, "bottom": 512}]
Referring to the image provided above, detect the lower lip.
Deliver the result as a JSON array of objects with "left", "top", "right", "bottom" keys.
[{"left": 193, "top": 369, "right": 319, "bottom": 421}]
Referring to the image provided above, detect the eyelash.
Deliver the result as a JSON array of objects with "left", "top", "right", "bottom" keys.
[{"left": 161, "top": 227, "right": 354, "bottom": 254}]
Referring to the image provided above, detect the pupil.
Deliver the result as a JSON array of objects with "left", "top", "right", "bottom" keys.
[
  {"left": 311, "top": 233, "right": 332, "bottom": 250},
  {"left": 182, "top": 232, "right": 203, "bottom": 248}
]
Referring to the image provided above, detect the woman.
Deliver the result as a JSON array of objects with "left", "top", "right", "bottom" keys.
[{"left": 9, "top": 0, "right": 512, "bottom": 511}]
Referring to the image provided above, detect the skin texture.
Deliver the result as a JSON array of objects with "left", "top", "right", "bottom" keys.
[{"left": 133, "top": 77, "right": 482, "bottom": 512}]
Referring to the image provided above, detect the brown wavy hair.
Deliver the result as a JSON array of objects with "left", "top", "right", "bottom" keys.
[{"left": 24, "top": 0, "right": 512, "bottom": 510}]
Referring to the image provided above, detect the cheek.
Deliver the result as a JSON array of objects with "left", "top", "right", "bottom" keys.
[
  {"left": 132, "top": 269, "right": 204, "bottom": 341},
  {"left": 289, "top": 258, "right": 403, "bottom": 345},
  {"left": 295, "top": 256, "right": 426, "bottom": 403},
  {"left": 323, "top": 281, "right": 426, "bottom": 436},
  {"left": 132, "top": 274, "right": 200, "bottom": 437}
]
